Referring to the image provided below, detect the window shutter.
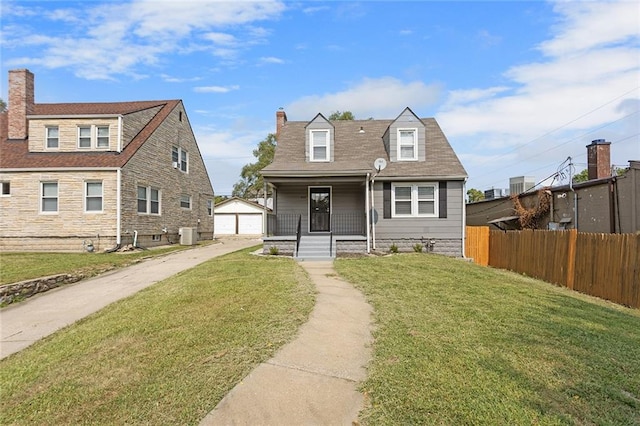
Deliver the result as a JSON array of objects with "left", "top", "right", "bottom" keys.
[
  {"left": 439, "top": 181, "right": 447, "bottom": 218},
  {"left": 383, "top": 182, "right": 391, "bottom": 219}
]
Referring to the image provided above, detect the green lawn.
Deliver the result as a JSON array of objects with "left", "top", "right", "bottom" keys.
[
  {"left": 0, "top": 248, "right": 315, "bottom": 424},
  {"left": 0, "top": 245, "right": 189, "bottom": 285},
  {"left": 335, "top": 254, "right": 640, "bottom": 425}
]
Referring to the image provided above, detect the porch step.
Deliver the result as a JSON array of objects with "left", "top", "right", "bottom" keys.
[{"left": 296, "top": 235, "right": 335, "bottom": 261}]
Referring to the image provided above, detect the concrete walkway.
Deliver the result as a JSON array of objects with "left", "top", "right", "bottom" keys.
[
  {"left": 200, "top": 261, "right": 374, "bottom": 426},
  {"left": 0, "top": 237, "right": 260, "bottom": 359}
]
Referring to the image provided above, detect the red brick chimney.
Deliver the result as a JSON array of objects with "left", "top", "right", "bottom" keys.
[
  {"left": 586, "top": 139, "right": 611, "bottom": 180},
  {"left": 8, "top": 69, "right": 35, "bottom": 140},
  {"left": 276, "top": 108, "right": 287, "bottom": 140}
]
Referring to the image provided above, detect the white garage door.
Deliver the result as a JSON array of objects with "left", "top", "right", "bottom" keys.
[
  {"left": 215, "top": 214, "right": 236, "bottom": 235},
  {"left": 238, "top": 214, "right": 263, "bottom": 234}
]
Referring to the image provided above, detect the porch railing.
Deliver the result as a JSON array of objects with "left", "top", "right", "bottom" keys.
[
  {"left": 295, "top": 215, "right": 302, "bottom": 257},
  {"left": 266, "top": 211, "right": 366, "bottom": 236}
]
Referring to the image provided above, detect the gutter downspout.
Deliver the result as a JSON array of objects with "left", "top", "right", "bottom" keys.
[
  {"left": 116, "top": 168, "right": 122, "bottom": 244},
  {"left": 117, "top": 115, "right": 123, "bottom": 152},
  {"left": 371, "top": 176, "right": 377, "bottom": 250},
  {"left": 263, "top": 181, "right": 268, "bottom": 238},
  {"left": 365, "top": 173, "right": 370, "bottom": 253},
  {"left": 462, "top": 178, "right": 467, "bottom": 258}
]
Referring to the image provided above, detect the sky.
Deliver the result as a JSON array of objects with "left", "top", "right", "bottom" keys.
[{"left": 1, "top": 0, "right": 639, "bottom": 196}]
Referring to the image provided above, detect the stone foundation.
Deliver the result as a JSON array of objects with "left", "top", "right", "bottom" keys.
[{"left": 373, "top": 238, "right": 462, "bottom": 257}]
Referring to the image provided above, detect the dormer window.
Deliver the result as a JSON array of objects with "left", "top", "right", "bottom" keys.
[
  {"left": 310, "top": 130, "right": 329, "bottom": 162},
  {"left": 46, "top": 126, "right": 59, "bottom": 149},
  {"left": 78, "top": 126, "right": 92, "bottom": 148},
  {"left": 398, "top": 129, "right": 417, "bottom": 161}
]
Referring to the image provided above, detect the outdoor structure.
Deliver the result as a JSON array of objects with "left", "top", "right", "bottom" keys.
[
  {"left": 467, "top": 140, "right": 640, "bottom": 233},
  {"left": 0, "top": 69, "right": 215, "bottom": 252},
  {"left": 261, "top": 107, "right": 467, "bottom": 258},
  {"left": 214, "top": 197, "right": 269, "bottom": 236}
]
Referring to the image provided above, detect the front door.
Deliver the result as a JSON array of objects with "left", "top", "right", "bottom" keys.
[{"left": 309, "top": 187, "right": 331, "bottom": 232}]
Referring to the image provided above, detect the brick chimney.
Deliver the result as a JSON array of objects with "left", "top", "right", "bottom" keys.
[
  {"left": 8, "top": 69, "right": 35, "bottom": 140},
  {"left": 586, "top": 139, "right": 611, "bottom": 180},
  {"left": 276, "top": 108, "right": 287, "bottom": 140}
]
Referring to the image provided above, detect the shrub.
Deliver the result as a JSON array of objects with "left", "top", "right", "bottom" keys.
[
  {"left": 269, "top": 246, "right": 279, "bottom": 255},
  {"left": 413, "top": 243, "right": 423, "bottom": 253},
  {"left": 389, "top": 243, "right": 398, "bottom": 254}
]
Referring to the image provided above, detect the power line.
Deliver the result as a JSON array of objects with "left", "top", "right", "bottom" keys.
[{"left": 472, "top": 86, "right": 640, "bottom": 182}]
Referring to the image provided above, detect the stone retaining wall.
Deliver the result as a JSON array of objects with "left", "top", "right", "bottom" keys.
[{"left": 0, "top": 274, "right": 84, "bottom": 306}]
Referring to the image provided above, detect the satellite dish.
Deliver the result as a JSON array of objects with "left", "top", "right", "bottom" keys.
[{"left": 374, "top": 158, "right": 387, "bottom": 172}]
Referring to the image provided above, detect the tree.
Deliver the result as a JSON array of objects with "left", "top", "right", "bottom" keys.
[
  {"left": 572, "top": 169, "right": 589, "bottom": 184},
  {"left": 232, "top": 133, "right": 276, "bottom": 199},
  {"left": 328, "top": 110, "right": 355, "bottom": 120},
  {"left": 573, "top": 167, "right": 627, "bottom": 184},
  {"left": 0, "top": 98, "right": 6, "bottom": 113},
  {"left": 467, "top": 188, "right": 485, "bottom": 203}
]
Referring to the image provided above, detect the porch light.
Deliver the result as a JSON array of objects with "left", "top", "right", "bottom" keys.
[{"left": 359, "top": 126, "right": 365, "bottom": 133}]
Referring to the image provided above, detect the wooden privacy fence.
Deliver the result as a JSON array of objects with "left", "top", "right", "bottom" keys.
[
  {"left": 465, "top": 227, "right": 639, "bottom": 308},
  {"left": 465, "top": 226, "right": 489, "bottom": 266}
]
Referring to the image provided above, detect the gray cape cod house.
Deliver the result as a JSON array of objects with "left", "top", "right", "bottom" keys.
[{"left": 261, "top": 107, "right": 467, "bottom": 259}]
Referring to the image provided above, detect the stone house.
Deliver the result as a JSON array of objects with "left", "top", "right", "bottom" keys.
[
  {"left": 261, "top": 107, "right": 468, "bottom": 259},
  {"left": 0, "top": 69, "right": 215, "bottom": 252}
]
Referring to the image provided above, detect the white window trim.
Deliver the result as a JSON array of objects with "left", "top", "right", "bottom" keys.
[
  {"left": 180, "top": 194, "right": 192, "bottom": 210},
  {"left": 84, "top": 181, "right": 103, "bottom": 213},
  {"left": 40, "top": 181, "right": 58, "bottom": 214},
  {"left": 77, "top": 125, "right": 110, "bottom": 149},
  {"left": 137, "top": 186, "right": 161, "bottom": 215},
  {"left": 397, "top": 128, "right": 418, "bottom": 161},
  {"left": 45, "top": 126, "right": 59, "bottom": 150},
  {"left": 78, "top": 126, "right": 92, "bottom": 149},
  {"left": 207, "top": 199, "right": 214, "bottom": 216},
  {"left": 0, "top": 181, "right": 10, "bottom": 197},
  {"left": 391, "top": 182, "right": 438, "bottom": 217},
  {"left": 309, "top": 129, "right": 330, "bottom": 162},
  {"left": 172, "top": 146, "right": 189, "bottom": 172}
]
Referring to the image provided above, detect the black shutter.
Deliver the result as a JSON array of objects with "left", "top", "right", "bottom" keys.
[
  {"left": 439, "top": 181, "right": 447, "bottom": 218},
  {"left": 383, "top": 182, "right": 391, "bottom": 219}
]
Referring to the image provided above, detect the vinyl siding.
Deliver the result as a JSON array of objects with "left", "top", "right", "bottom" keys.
[{"left": 373, "top": 180, "right": 464, "bottom": 239}]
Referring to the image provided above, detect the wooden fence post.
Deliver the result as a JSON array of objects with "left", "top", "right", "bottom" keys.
[{"left": 566, "top": 229, "right": 577, "bottom": 290}]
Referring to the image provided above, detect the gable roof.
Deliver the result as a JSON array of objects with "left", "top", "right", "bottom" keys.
[
  {"left": 263, "top": 116, "right": 467, "bottom": 180},
  {"left": 0, "top": 100, "right": 180, "bottom": 169}
]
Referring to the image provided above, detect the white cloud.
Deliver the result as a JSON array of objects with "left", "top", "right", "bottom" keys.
[
  {"left": 436, "top": 0, "right": 639, "bottom": 190},
  {"left": 286, "top": 77, "right": 442, "bottom": 120},
  {"left": 2, "top": 0, "right": 285, "bottom": 80},
  {"left": 194, "top": 85, "right": 240, "bottom": 94},
  {"left": 259, "top": 56, "right": 285, "bottom": 65}
]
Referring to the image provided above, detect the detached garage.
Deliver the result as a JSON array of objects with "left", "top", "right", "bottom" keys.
[{"left": 214, "top": 197, "right": 269, "bottom": 236}]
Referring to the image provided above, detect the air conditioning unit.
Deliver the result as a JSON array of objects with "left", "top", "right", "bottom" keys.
[
  {"left": 172, "top": 161, "right": 179, "bottom": 169},
  {"left": 178, "top": 227, "right": 197, "bottom": 245}
]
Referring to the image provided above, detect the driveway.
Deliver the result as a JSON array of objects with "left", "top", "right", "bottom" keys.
[{"left": 0, "top": 237, "right": 260, "bottom": 359}]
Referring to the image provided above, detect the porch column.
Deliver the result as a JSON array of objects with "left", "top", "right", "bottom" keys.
[{"left": 365, "top": 173, "right": 370, "bottom": 253}]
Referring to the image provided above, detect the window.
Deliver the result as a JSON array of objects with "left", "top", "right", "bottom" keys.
[
  {"left": 85, "top": 181, "right": 103, "bottom": 212},
  {"left": 78, "top": 126, "right": 92, "bottom": 148},
  {"left": 310, "top": 130, "right": 329, "bottom": 161},
  {"left": 138, "top": 186, "right": 161, "bottom": 214},
  {"left": 78, "top": 125, "right": 110, "bottom": 149},
  {"left": 207, "top": 199, "right": 213, "bottom": 216},
  {"left": 398, "top": 129, "right": 417, "bottom": 161},
  {"left": 96, "top": 126, "right": 110, "bottom": 148},
  {"left": 46, "top": 127, "right": 59, "bottom": 149},
  {"left": 172, "top": 146, "right": 188, "bottom": 172},
  {"left": 0, "top": 181, "right": 10, "bottom": 196},
  {"left": 41, "top": 182, "right": 58, "bottom": 213},
  {"left": 150, "top": 188, "right": 160, "bottom": 214},
  {"left": 152, "top": 234, "right": 161, "bottom": 242},
  {"left": 391, "top": 183, "right": 436, "bottom": 217},
  {"left": 180, "top": 194, "right": 191, "bottom": 209}
]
